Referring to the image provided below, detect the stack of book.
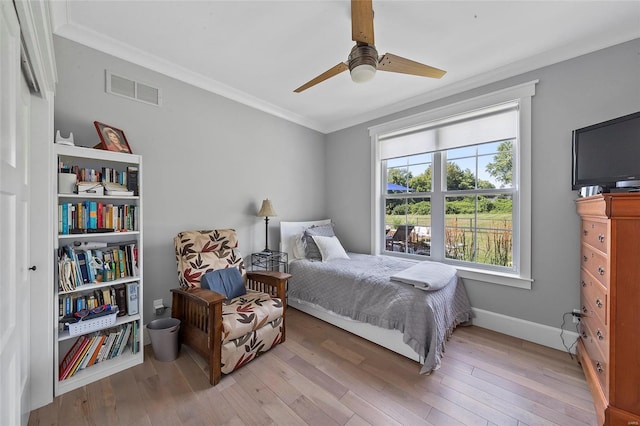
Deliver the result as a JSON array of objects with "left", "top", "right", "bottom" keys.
[
  {"left": 58, "top": 201, "right": 138, "bottom": 234},
  {"left": 58, "top": 321, "right": 139, "bottom": 380}
]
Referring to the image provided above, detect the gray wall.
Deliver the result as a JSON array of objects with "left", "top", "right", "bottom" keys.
[
  {"left": 326, "top": 38, "right": 640, "bottom": 329},
  {"left": 53, "top": 37, "right": 326, "bottom": 322},
  {"left": 54, "top": 35, "right": 640, "bottom": 331}
]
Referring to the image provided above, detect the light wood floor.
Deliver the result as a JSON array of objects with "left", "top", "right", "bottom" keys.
[{"left": 29, "top": 307, "right": 596, "bottom": 426}]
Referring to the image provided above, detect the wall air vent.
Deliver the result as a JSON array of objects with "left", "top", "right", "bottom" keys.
[{"left": 106, "top": 71, "right": 161, "bottom": 106}]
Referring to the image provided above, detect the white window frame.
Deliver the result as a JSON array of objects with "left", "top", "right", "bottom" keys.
[{"left": 370, "top": 81, "right": 537, "bottom": 289}]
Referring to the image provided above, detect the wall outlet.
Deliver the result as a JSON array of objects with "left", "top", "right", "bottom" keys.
[
  {"left": 153, "top": 298, "right": 165, "bottom": 315},
  {"left": 572, "top": 308, "right": 582, "bottom": 323}
]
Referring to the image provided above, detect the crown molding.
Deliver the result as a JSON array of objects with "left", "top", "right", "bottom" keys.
[{"left": 50, "top": 0, "right": 639, "bottom": 135}]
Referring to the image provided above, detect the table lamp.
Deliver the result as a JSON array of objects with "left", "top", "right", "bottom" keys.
[{"left": 257, "top": 198, "right": 277, "bottom": 252}]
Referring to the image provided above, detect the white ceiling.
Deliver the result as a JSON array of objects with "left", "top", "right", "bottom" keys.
[{"left": 50, "top": 1, "right": 640, "bottom": 134}]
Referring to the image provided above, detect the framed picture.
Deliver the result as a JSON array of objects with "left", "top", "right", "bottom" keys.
[{"left": 94, "top": 121, "right": 132, "bottom": 153}]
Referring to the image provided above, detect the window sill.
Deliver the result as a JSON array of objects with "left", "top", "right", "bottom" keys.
[
  {"left": 455, "top": 266, "right": 532, "bottom": 290},
  {"left": 382, "top": 251, "right": 532, "bottom": 289}
]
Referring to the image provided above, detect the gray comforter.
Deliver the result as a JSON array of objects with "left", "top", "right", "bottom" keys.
[{"left": 288, "top": 253, "right": 473, "bottom": 373}]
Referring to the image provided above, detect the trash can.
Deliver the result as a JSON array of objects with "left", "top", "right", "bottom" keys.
[{"left": 146, "top": 318, "right": 180, "bottom": 361}]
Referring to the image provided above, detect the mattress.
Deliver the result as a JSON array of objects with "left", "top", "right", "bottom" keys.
[{"left": 288, "top": 253, "right": 473, "bottom": 373}]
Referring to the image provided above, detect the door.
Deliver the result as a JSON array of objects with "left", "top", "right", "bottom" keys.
[{"left": 1, "top": 2, "right": 32, "bottom": 424}]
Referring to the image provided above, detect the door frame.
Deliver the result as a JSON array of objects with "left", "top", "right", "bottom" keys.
[{"left": 13, "top": 0, "right": 57, "bottom": 414}]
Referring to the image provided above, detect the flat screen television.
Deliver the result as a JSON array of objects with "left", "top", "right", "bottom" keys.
[{"left": 572, "top": 111, "right": 640, "bottom": 190}]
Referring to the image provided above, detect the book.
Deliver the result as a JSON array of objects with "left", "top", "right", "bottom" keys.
[
  {"left": 86, "top": 335, "right": 107, "bottom": 368},
  {"left": 113, "top": 285, "right": 127, "bottom": 317},
  {"left": 85, "top": 250, "right": 95, "bottom": 282},
  {"left": 94, "top": 339, "right": 107, "bottom": 364},
  {"left": 101, "top": 288, "right": 112, "bottom": 305},
  {"left": 106, "top": 329, "right": 122, "bottom": 360},
  {"left": 60, "top": 336, "right": 90, "bottom": 380},
  {"left": 59, "top": 336, "right": 86, "bottom": 380},
  {"left": 61, "top": 204, "right": 69, "bottom": 234},
  {"left": 79, "top": 336, "right": 101, "bottom": 370},
  {"left": 126, "top": 166, "right": 139, "bottom": 196},
  {"left": 89, "top": 201, "right": 97, "bottom": 229},
  {"left": 104, "top": 182, "right": 133, "bottom": 197},
  {"left": 118, "top": 249, "right": 126, "bottom": 278},
  {"left": 126, "top": 283, "right": 139, "bottom": 315},
  {"left": 76, "top": 252, "right": 90, "bottom": 284},
  {"left": 110, "top": 324, "right": 129, "bottom": 358},
  {"left": 97, "top": 202, "right": 103, "bottom": 228},
  {"left": 116, "top": 323, "right": 133, "bottom": 357},
  {"left": 67, "top": 337, "right": 95, "bottom": 378}
]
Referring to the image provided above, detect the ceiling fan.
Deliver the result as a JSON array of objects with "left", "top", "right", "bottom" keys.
[{"left": 294, "top": 0, "right": 446, "bottom": 93}]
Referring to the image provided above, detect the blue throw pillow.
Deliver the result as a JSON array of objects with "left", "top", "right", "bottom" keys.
[{"left": 201, "top": 268, "right": 246, "bottom": 300}]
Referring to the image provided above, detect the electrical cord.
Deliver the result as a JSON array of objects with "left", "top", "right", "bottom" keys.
[{"left": 560, "top": 311, "right": 580, "bottom": 360}]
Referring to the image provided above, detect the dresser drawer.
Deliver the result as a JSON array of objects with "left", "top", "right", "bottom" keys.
[
  {"left": 578, "top": 340, "right": 607, "bottom": 426},
  {"left": 580, "top": 318, "right": 609, "bottom": 398},
  {"left": 580, "top": 244, "right": 609, "bottom": 289},
  {"left": 581, "top": 220, "right": 608, "bottom": 254},
  {"left": 580, "top": 269, "right": 608, "bottom": 326},
  {"left": 580, "top": 314, "right": 609, "bottom": 363}
]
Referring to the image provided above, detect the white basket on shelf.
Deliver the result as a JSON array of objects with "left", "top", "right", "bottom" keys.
[{"left": 66, "top": 309, "right": 118, "bottom": 337}]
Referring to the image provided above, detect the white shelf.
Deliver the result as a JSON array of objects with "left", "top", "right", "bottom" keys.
[
  {"left": 58, "top": 313, "right": 141, "bottom": 342},
  {"left": 56, "top": 349, "right": 143, "bottom": 395},
  {"left": 58, "top": 276, "right": 141, "bottom": 296},
  {"left": 55, "top": 144, "right": 140, "bottom": 164},
  {"left": 58, "top": 230, "right": 140, "bottom": 240},
  {"left": 54, "top": 144, "right": 143, "bottom": 396},
  {"left": 58, "top": 193, "right": 139, "bottom": 201}
]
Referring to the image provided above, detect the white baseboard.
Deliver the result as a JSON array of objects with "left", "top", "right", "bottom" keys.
[{"left": 471, "top": 308, "right": 579, "bottom": 354}]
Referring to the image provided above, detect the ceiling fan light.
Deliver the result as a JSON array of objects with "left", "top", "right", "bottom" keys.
[{"left": 350, "top": 64, "right": 377, "bottom": 83}]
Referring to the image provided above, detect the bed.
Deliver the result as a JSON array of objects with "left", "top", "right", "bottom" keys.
[{"left": 280, "top": 220, "right": 473, "bottom": 374}]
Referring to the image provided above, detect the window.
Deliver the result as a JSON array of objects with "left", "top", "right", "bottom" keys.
[{"left": 370, "top": 81, "right": 537, "bottom": 288}]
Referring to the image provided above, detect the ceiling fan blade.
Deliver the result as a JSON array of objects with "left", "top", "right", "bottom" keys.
[
  {"left": 294, "top": 62, "right": 349, "bottom": 93},
  {"left": 378, "top": 53, "right": 446, "bottom": 79},
  {"left": 351, "top": 0, "right": 375, "bottom": 45}
]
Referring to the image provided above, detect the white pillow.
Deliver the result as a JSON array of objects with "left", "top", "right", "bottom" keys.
[
  {"left": 311, "top": 235, "right": 350, "bottom": 262},
  {"left": 291, "top": 233, "right": 307, "bottom": 259}
]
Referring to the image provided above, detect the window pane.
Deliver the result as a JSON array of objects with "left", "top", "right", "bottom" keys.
[
  {"left": 477, "top": 141, "right": 501, "bottom": 155},
  {"left": 408, "top": 162, "right": 432, "bottom": 193},
  {"left": 476, "top": 195, "right": 513, "bottom": 267},
  {"left": 482, "top": 140, "right": 514, "bottom": 189},
  {"left": 408, "top": 152, "right": 432, "bottom": 165},
  {"left": 445, "top": 196, "right": 477, "bottom": 262},
  {"left": 444, "top": 194, "right": 513, "bottom": 266},
  {"left": 386, "top": 166, "right": 411, "bottom": 193},
  {"left": 386, "top": 157, "right": 407, "bottom": 168},
  {"left": 385, "top": 198, "right": 431, "bottom": 256},
  {"left": 446, "top": 158, "right": 477, "bottom": 190},
  {"left": 387, "top": 153, "right": 432, "bottom": 194},
  {"left": 447, "top": 146, "right": 476, "bottom": 160}
]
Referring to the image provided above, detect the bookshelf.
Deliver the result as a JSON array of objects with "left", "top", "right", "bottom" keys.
[{"left": 54, "top": 144, "right": 143, "bottom": 396}]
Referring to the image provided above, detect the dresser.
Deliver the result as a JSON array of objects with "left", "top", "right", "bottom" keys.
[{"left": 576, "top": 194, "right": 640, "bottom": 426}]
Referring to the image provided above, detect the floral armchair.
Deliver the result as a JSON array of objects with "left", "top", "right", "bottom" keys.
[{"left": 171, "top": 229, "right": 290, "bottom": 385}]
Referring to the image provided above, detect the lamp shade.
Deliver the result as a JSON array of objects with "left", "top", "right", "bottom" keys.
[{"left": 257, "top": 199, "right": 277, "bottom": 217}]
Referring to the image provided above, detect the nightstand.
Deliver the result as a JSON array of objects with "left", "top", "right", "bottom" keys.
[{"left": 251, "top": 250, "right": 288, "bottom": 273}]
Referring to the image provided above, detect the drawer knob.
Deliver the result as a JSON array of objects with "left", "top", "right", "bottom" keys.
[
  {"left": 583, "top": 229, "right": 588, "bottom": 236},
  {"left": 582, "top": 305, "right": 588, "bottom": 314},
  {"left": 596, "top": 362, "right": 604, "bottom": 373},
  {"left": 581, "top": 329, "right": 587, "bottom": 339},
  {"left": 596, "top": 329, "right": 604, "bottom": 340},
  {"left": 583, "top": 255, "right": 588, "bottom": 262},
  {"left": 580, "top": 280, "right": 586, "bottom": 287},
  {"left": 598, "top": 234, "right": 605, "bottom": 243},
  {"left": 598, "top": 266, "right": 605, "bottom": 276},
  {"left": 595, "top": 298, "right": 603, "bottom": 308}
]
